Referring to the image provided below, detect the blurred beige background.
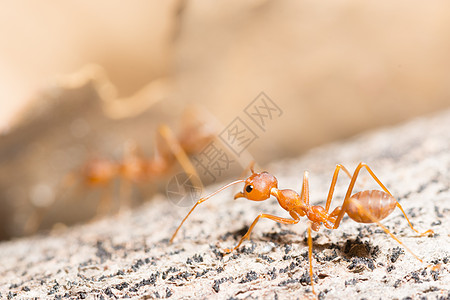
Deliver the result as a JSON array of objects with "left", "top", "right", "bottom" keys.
[
  {"left": 1, "top": 1, "right": 450, "bottom": 148},
  {"left": 1, "top": 0, "right": 450, "bottom": 239}
]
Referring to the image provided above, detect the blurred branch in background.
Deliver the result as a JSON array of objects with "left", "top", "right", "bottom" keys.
[{"left": 1, "top": 0, "right": 450, "bottom": 240}]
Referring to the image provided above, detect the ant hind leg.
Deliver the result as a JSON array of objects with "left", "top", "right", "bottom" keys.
[
  {"left": 347, "top": 197, "right": 426, "bottom": 264},
  {"left": 333, "top": 162, "right": 434, "bottom": 237}
]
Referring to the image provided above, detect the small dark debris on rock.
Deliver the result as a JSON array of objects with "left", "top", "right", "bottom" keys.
[
  {"left": 347, "top": 257, "right": 375, "bottom": 272},
  {"left": 258, "top": 254, "right": 275, "bottom": 263},
  {"left": 298, "top": 270, "right": 318, "bottom": 285},
  {"left": 195, "top": 268, "right": 210, "bottom": 278},
  {"left": 168, "top": 271, "right": 193, "bottom": 282},
  {"left": 165, "top": 287, "right": 173, "bottom": 298},
  {"left": 279, "top": 265, "right": 289, "bottom": 273},
  {"left": 284, "top": 244, "right": 292, "bottom": 254},
  {"left": 387, "top": 265, "right": 395, "bottom": 273},
  {"left": 131, "top": 259, "right": 145, "bottom": 271},
  {"left": 186, "top": 253, "right": 204, "bottom": 264},
  {"left": 431, "top": 220, "right": 442, "bottom": 226},
  {"left": 96, "top": 241, "right": 112, "bottom": 263},
  {"left": 345, "top": 278, "right": 358, "bottom": 286},
  {"left": 239, "top": 242, "right": 256, "bottom": 254},
  {"left": 316, "top": 249, "right": 339, "bottom": 262},
  {"left": 210, "top": 245, "right": 224, "bottom": 260},
  {"left": 212, "top": 277, "right": 233, "bottom": 293},
  {"left": 408, "top": 271, "right": 422, "bottom": 283},
  {"left": 390, "top": 247, "right": 405, "bottom": 263},
  {"left": 430, "top": 270, "right": 439, "bottom": 281},
  {"left": 114, "top": 282, "right": 129, "bottom": 290},
  {"left": 278, "top": 278, "right": 299, "bottom": 286},
  {"left": 240, "top": 270, "right": 258, "bottom": 283},
  {"left": 267, "top": 267, "right": 277, "bottom": 280},
  {"left": 434, "top": 206, "right": 444, "bottom": 218},
  {"left": 221, "top": 226, "right": 249, "bottom": 241},
  {"left": 104, "top": 287, "right": 117, "bottom": 298},
  {"left": 318, "top": 291, "right": 327, "bottom": 300}
]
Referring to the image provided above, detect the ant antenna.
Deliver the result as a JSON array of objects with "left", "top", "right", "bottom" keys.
[{"left": 170, "top": 179, "right": 246, "bottom": 243}]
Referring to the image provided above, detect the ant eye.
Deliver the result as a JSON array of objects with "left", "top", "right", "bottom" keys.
[{"left": 245, "top": 185, "right": 253, "bottom": 193}]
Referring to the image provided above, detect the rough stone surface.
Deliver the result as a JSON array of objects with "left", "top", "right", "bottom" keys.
[{"left": 1, "top": 110, "right": 449, "bottom": 299}]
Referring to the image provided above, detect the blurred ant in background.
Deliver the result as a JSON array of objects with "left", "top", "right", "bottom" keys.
[{"left": 24, "top": 108, "right": 216, "bottom": 234}]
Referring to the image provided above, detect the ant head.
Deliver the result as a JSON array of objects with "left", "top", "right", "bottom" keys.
[{"left": 234, "top": 171, "right": 278, "bottom": 201}]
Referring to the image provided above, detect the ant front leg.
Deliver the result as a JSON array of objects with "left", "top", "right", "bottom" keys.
[
  {"left": 223, "top": 212, "right": 300, "bottom": 253},
  {"left": 158, "top": 124, "right": 204, "bottom": 191}
]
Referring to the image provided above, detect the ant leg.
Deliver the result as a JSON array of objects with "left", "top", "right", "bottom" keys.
[
  {"left": 333, "top": 162, "right": 387, "bottom": 228},
  {"left": 361, "top": 164, "right": 433, "bottom": 236},
  {"left": 119, "top": 177, "right": 132, "bottom": 212},
  {"left": 394, "top": 203, "right": 434, "bottom": 236},
  {"left": 158, "top": 125, "right": 204, "bottom": 192},
  {"left": 223, "top": 213, "right": 299, "bottom": 253},
  {"left": 96, "top": 183, "right": 114, "bottom": 217},
  {"left": 170, "top": 179, "right": 245, "bottom": 243},
  {"left": 300, "top": 171, "right": 310, "bottom": 206},
  {"left": 119, "top": 141, "right": 143, "bottom": 210},
  {"left": 324, "top": 164, "right": 352, "bottom": 212},
  {"left": 333, "top": 163, "right": 433, "bottom": 236},
  {"left": 348, "top": 197, "right": 426, "bottom": 264},
  {"left": 307, "top": 222, "right": 316, "bottom": 295},
  {"left": 23, "top": 208, "right": 46, "bottom": 235}
]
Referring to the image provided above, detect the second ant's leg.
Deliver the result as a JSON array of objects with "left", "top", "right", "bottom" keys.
[
  {"left": 119, "top": 177, "right": 132, "bottom": 212},
  {"left": 158, "top": 125, "right": 204, "bottom": 192},
  {"left": 223, "top": 213, "right": 299, "bottom": 253},
  {"left": 23, "top": 207, "right": 46, "bottom": 235},
  {"left": 96, "top": 184, "right": 113, "bottom": 217}
]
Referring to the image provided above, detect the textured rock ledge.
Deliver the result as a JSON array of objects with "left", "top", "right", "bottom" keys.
[{"left": 0, "top": 110, "right": 449, "bottom": 299}]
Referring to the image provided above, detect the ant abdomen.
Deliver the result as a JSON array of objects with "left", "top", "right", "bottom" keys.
[{"left": 346, "top": 190, "right": 397, "bottom": 223}]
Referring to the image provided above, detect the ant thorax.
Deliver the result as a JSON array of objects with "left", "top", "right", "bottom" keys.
[{"left": 271, "top": 188, "right": 307, "bottom": 213}]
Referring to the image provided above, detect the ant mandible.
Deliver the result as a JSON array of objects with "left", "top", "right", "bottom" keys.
[{"left": 170, "top": 162, "right": 434, "bottom": 295}]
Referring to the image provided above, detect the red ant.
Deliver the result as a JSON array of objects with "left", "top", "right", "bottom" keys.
[
  {"left": 24, "top": 113, "right": 214, "bottom": 234},
  {"left": 78, "top": 122, "right": 211, "bottom": 214},
  {"left": 170, "top": 162, "right": 434, "bottom": 295}
]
